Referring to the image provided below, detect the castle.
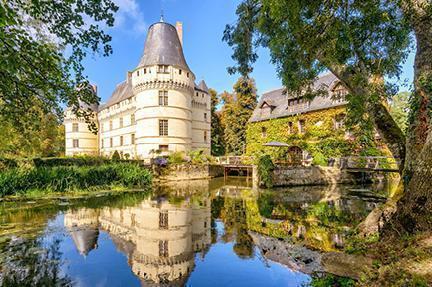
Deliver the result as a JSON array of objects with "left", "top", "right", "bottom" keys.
[{"left": 64, "top": 19, "right": 211, "bottom": 159}]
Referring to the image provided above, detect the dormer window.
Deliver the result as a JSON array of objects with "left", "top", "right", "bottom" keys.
[
  {"left": 137, "top": 70, "right": 140, "bottom": 76},
  {"left": 157, "top": 65, "right": 169, "bottom": 73},
  {"left": 144, "top": 68, "right": 147, "bottom": 74},
  {"left": 288, "top": 97, "right": 309, "bottom": 112},
  {"left": 332, "top": 83, "right": 348, "bottom": 102}
]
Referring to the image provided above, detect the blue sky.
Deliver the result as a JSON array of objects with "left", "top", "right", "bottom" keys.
[{"left": 82, "top": 0, "right": 415, "bottom": 104}]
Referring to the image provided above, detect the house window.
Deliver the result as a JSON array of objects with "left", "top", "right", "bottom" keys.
[
  {"left": 204, "top": 131, "right": 208, "bottom": 142},
  {"left": 73, "top": 139, "right": 79, "bottom": 148},
  {"left": 261, "top": 127, "right": 267, "bottom": 138},
  {"left": 334, "top": 114, "right": 346, "bottom": 130},
  {"left": 119, "top": 117, "right": 123, "bottom": 128},
  {"left": 298, "top": 120, "right": 306, "bottom": 134},
  {"left": 159, "top": 120, "right": 168, "bottom": 136},
  {"left": 131, "top": 114, "right": 135, "bottom": 125},
  {"left": 109, "top": 121, "right": 113, "bottom": 131},
  {"left": 204, "top": 113, "right": 207, "bottom": 121},
  {"left": 120, "top": 136, "right": 124, "bottom": 146},
  {"left": 72, "top": 123, "right": 79, "bottom": 132},
  {"left": 159, "top": 240, "right": 168, "bottom": 257},
  {"left": 131, "top": 134, "right": 135, "bottom": 145},
  {"left": 158, "top": 90, "right": 168, "bottom": 106},
  {"left": 110, "top": 138, "right": 113, "bottom": 148},
  {"left": 159, "top": 145, "right": 169, "bottom": 152},
  {"left": 157, "top": 65, "right": 169, "bottom": 73},
  {"left": 159, "top": 211, "right": 168, "bottom": 229},
  {"left": 288, "top": 122, "right": 294, "bottom": 134}
]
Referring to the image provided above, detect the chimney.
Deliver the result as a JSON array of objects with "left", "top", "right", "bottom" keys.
[{"left": 176, "top": 21, "right": 183, "bottom": 46}]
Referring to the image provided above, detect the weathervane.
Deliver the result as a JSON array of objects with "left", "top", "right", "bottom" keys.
[{"left": 160, "top": 9, "right": 164, "bottom": 22}]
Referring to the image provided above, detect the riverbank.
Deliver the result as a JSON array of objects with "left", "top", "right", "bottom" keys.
[{"left": 0, "top": 162, "right": 152, "bottom": 198}]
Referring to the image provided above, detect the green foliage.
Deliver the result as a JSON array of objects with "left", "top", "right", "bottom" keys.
[
  {"left": 221, "top": 77, "right": 257, "bottom": 155},
  {"left": 210, "top": 88, "right": 226, "bottom": 156},
  {"left": 0, "top": 114, "right": 64, "bottom": 158},
  {"left": 257, "top": 155, "right": 274, "bottom": 188},
  {"left": 111, "top": 150, "right": 121, "bottom": 161},
  {"left": 188, "top": 149, "right": 213, "bottom": 164},
  {"left": 168, "top": 151, "right": 185, "bottom": 164},
  {"left": 0, "top": 1, "right": 118, "bottom": 132},
  {"left": 246, "top": 107, "right": 373, "bottom": 164},
  {"left": 257, "top": 192, "right": 275, "bottom": 217},
  {"left": 390, "top": 91, "right": 410, "bottom": 133},
  {"left": 307, "top": 274, "right": 355, "bottom": 287},
  {"left": 0, "top": 163, "right": 152, "bottom": 196}
]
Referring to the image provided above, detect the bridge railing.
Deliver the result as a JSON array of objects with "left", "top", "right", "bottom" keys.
[
  {"left": 216, "top": 156, "right": 254, "bottom": 166},
  {"left": 340, "top": 156, "right": 400, "bottom": 171}
]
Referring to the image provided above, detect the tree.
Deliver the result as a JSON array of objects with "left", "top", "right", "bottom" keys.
[
  {"left": 225, "top": 0, "right": 432, "bottom": 234},
  {"left": 389, "top": 91, "right": 410, "bottom": 133},
  {"left": 224, "top": 0, "right": 409, "bottom": 172},
  {"left": 221, "top": 78, "right": 257, "bottom": 155},
  {"left": 209, "top": 88, "right": 226, "bottom": 156},
  {"left": 0, "top": 1, "right": 118, "bottom": 132}
]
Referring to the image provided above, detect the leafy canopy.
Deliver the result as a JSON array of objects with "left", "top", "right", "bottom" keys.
[{"left": 0, "top": 0, "right": 118, "bottom": 131}]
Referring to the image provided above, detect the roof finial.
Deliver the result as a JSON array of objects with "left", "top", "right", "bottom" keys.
[{"left": 160, "top": 9, "right": 164, "bottom": 22}]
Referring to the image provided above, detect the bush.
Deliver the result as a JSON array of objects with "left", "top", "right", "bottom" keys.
[
  {"left": 0, "top": 163, "right": 152, "bottom": 196},
  {"left": 257, "top": 155, "right": 275, "bottom": 188},
  {"left": 168, "top": 151, "right": 185, "bottom": 164},
  {"left": 112, "top": 150, "right": 121, "bottom": 160}
]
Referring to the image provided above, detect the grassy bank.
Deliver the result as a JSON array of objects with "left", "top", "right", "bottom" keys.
[{"left": 0, "top": 162, "right": 152, "bottom": 197}]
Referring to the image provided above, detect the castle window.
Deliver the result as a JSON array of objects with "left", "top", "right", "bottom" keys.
[
  {"left": 119, "top": 117, "right": 123, "bottom": 128},
  {"left": 131, "top": 134, "right": 135, "bottom": 144},
  {"left": 144, "top": 68, "right": 147, "bottom": 74},
  {"left": 159, "top": 120, "right": 168, "bottom": 136},
  {"left": 298, "top": 120, "right": 306, "bottom": 134},
  {"left": 159, "top": 144, "right": 168, "bottom": 152},
  {"left": 157, "top": 65, "right": 169, "bottom": 73},
  {"left": 187, "top": 72, "right": 189, "bottom": 78},
  {"left": 120, "top": 136, "right": 124, "bottom": 146},
  {"left": 158, "top": 90, "right": 168, "bottom": 106},
  {"left": 159, "top": 240, "right": 168, "bottom": 257},
  {"left": 73, "top": 139, "right": 79, "bottom": 148},
  {"left": 204, "top": 113, "right": 207, "bottom": 121},
  {"left": 159, "top": 211, "right": 168, "bottom": 229},
  {"left": 101, "top": 139, "right": 104, "bottom": 148},
  {"left": 288, "top": 122, "right": 294, "bottom": 134},
  {"left": 72, "top": 123, "right": 79, "bottom": 132},
  {"left": 261, "top": 127, "right": 267, "bottom": 138},
  {"left": 131, "top": 114, "right": 135, "bottom": 125},
  {"left": 179, "top": 69, "right": 182, "bottom": 75},
  {"left": 110, "top": 138, "right": 113, "bottom": 148},
  {"left": 136, "top": 70, "right": 139, "bottom": 76},
  {"left": 109, "top": 121, "right": 113, "bottom": 131},
  {"left": 204, "top": 131, "right": 208, "bottom": 142}
]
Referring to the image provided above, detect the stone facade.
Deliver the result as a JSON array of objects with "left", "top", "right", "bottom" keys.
[{"left": 65, "top": 20, "right": 211, "bottom": 159}]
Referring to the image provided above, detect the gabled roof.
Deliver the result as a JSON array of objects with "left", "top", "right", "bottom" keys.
[{"left": 249, "top": 73, "right": 347, "bottom": 123}]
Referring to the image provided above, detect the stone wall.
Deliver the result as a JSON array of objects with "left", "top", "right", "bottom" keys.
[
  {"left": 271, "top": 166, "right": 369, "bottom": 187},
  {"left": 158, "top": 164, "right": 224, "bottom": 182}
]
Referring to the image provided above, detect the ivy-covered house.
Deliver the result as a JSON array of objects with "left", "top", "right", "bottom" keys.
[{"left": 246, "top": 73, "right": 381, "bottom": 165}]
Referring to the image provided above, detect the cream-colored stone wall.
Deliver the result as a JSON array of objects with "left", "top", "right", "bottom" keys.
[
  {"left": 64, "top": 109, "right": 98, "bottom": 156},
  {"left": 191, "top": 90, "right": 211, "bottom": 153}
]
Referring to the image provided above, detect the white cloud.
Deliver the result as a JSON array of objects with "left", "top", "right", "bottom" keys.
[{"left": 113, "top": 0, "right": 147, "bottom": 35}]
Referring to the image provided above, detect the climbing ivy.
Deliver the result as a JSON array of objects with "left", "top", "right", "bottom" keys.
[
  {"left": 246, "top": 107, "right": 384, "bottom": 164},
  {"left": 257, "top": 155, "right": 275, "bottom": 188}
]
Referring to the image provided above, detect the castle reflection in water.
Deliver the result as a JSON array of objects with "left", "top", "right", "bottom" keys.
[{"left": 64, "top": 197, "right": 211, "bottom": 285}]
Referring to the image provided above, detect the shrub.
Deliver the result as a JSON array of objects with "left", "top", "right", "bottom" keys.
[
  {"left": 112, "top": 150, "right": 121, "bottom": 161},
  {"left": 257, "top": 155, "right": 275, "bottom": 188},
  {"left": 0, "top": 163, "right": 152, "bottom": 196},
  {"left": 168, "top": 152, "right": 185, "bottom": 164}
]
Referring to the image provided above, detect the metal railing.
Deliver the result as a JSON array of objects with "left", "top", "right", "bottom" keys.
[{"left": 215, "top": 156, "right": 254, "bottom": 166}]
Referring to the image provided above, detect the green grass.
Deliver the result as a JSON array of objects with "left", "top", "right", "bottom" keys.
[{"left": 0, "top": 163, "right": 152, "bottom": 197}]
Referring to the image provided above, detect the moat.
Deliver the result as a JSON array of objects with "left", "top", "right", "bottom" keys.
[{"left": 0, "top": 178, "right": 393, "bottom": 286}]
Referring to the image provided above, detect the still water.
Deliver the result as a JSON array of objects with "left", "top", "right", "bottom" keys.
[{"left": 0, "top": 178, "right": 390, "bottom": 286}]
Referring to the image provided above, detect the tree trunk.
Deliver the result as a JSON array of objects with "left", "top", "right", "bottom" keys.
[{"left": 383, "top": 0, "right": 432, "bottom": 234}]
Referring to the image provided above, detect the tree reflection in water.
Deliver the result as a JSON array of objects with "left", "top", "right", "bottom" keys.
[{"left": 0, "top": 237, "right": 71, "bottom": 286}]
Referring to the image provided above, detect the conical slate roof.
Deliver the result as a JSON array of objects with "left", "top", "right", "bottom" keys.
[
  {"left": 137, "top": 22, "right": 190, "bottom": 71},
  {"left": 198, "top": 80, "right": 209, "bottom": 92}
]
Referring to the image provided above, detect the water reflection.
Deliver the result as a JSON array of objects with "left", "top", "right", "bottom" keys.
[
  {"left": 64, "top": 198, "right": 211, "bottom": 285},
  {"left": 0, "top": 178, "right": 393, "bottom": 286}
]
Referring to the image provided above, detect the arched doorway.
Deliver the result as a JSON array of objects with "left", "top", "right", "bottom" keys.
[{"left": 288, "top": 146, "right": 303, "bottom": 166}]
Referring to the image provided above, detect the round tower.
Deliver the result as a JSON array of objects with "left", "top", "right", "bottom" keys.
[
  {"left": 64, "top": 100, "right": 99, "bottom": 157},
  {"left": 132, "top": 21, "right": 195, "bottom": 158}
]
